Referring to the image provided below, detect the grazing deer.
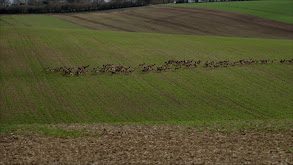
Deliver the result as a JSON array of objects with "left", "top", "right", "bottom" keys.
[
  {"left": 64, "top": 69, "right": 71, "bottom": 75},
  {"left": 185, "top": 64, "right": 192, "bottom": 68},
  {"left": 101, "top": 67, "right": 108, "bottom": 72},
  {"left": 111, "top": 71, "right": 116, "bottom": 75},
  {"left": 112, "top": 67, "right": 116, "bottom": 72},
  {"left": 54, "top": 68, "right": 61, "bottom": 72},
  {"left": 44, "top": 67, "right": 50, "bottom": 71},
  {"left": 83, "top": 65, "right": 90, "bottom": 69},
  {"left": 76, "top": 70, "right": 81, "bottom": 76},
  {"left": 125, "top": 67, "right": 130, "bottom": 71},
  {"left": 142, "top": 67, "right": 149, "bottom": 72},
  {"left": 157, "top": 66, "right": 166, "bottom": 72},
  {"left": 94, "top": 68, "right": 100, "bottom": 73},
  {"left": 67, "top": 67, "right": 74, "bottom": 71},
  {"left": 138, "top": 63, "right": 145, "bottom": 67},
  {"left": 125, "top": 70, "right": 134, "bottom": 75},
  {"left": 196, "top": 60, "right": 202, "bottom": 65}
]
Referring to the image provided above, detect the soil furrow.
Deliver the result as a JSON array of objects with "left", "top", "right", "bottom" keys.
[
  {"left": 71, "top": 15, "right": 135, "bottom": 32},
  {"left": 53, "top": 6, "right": 293, "bottom": 39}
]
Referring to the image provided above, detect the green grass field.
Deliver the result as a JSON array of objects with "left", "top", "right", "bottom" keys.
[
  {"left": 165, "top": 0, "right": 293, "bottom": 24},
  {"left": 1, "top": 15, "right": 292, "bottom": 125}
]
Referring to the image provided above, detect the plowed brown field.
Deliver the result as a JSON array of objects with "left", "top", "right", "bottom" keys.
[
  {"left": 1, "top": 125, "right": 293, "bottom": 164},
  {"left": 54, "top": 6, "right": 293, "bottom": 39}
]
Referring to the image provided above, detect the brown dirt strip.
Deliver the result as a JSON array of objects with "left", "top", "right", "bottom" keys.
[
  {"left": 113, "top": 14, "right": 164, "bottom": 32},
  {"left": 52, "top": 15, "right": 98, "bottom": 30},
  {"left": 0, "top": 18, "right": 16, "bottom": 31},
  {"left": 98, "top": 14, "right": 163, "bottom": 33},
  {"left": 124, "top": 12, "right": 213, "bottom": 35},
  {"left": 70, "top": 15, "right": 135, "bottom": 32},
  {"left": 1, "top": 125, "right": 292, "bottom": 164},
  {"left": 162, "top": 6, "right": 293, "bottom": 33},
  {"left": 155, "top": 7, "right": 263, "bottom": 33},
  {"left": 150, "top": 7, "right": 292, "bottom": 39},
  {"left": 53, "top": 6, "right": 293, "bottom": 39},
  {"left": 8, "top": 16, "right": 32, "bottom": 27},
  {"left": 0, "top": 18, "right": 14, "bottom": 26}
]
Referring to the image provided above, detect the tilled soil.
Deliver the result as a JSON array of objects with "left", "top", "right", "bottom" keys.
[
  {"left": 54, "top": 6, "right": 293, "bottom": 40},
  {"left": 1, "top": 125, "right": 292, "bottom": 164}
]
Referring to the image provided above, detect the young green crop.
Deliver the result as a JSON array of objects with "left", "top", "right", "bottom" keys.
[
  {"left": 165, "top": 0, "right": 293, "bottom": 24},
  {"left": 0, "top": 14, "right": 292, "bottom": 125}
]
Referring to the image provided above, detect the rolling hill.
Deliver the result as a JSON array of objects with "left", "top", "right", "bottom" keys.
[
  {"left": 50, "top": 5, "right": 293, "bottom": 39},
  {"left": 0, "top": 13, "right": 292, "bottom": 125},
  {"left": 1, "top": 2, "right": 293, "bottom": 164}
]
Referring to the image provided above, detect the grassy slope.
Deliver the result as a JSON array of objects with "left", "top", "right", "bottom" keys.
[
  {"left": 165, "top": 0, "right": 293, "bottom": 24},
  {"left": 0, "top": 15, "right": 293, "bottom": 125}
]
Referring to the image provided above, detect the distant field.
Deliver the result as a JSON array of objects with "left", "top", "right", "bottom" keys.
[
  {"left": 0, "top": 14, "right": 293, "bottom": 125},
  {"left": 51, "top": 6, "right": 293, "bottom": 39},
  {"left": 165, "top": 0, "right": 293, "bottom": 24}
]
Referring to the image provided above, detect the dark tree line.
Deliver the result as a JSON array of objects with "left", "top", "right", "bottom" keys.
[
  {"left": 0, "top": 0, "right": 150, "bottom": 14},
  {"left": 0, "top": 0, "right": 246, "bottom": 14}
]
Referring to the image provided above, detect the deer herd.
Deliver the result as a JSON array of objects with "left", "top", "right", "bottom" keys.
[{"left": 44, "top": 59, "right": 293, "bottom": 76}]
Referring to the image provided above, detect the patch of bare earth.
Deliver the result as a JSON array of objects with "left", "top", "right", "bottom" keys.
[
  {"left": 1, "top": 125, "right": 292, "bottom": 164},
  {"left": 53, "top": 6, "right": 293, "bottom": 40}
]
